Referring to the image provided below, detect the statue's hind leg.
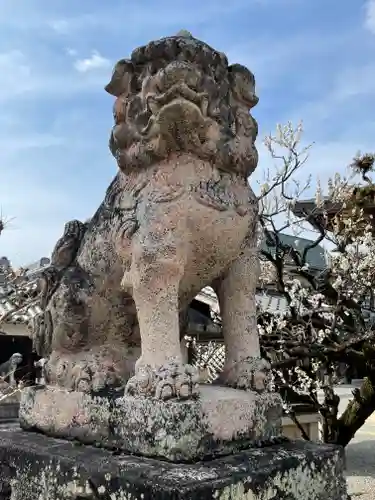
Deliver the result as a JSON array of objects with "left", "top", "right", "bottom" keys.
[
  {"left": 123, "top": 232, "right": 199, "bottom": 400},
  {"left": 43, "top": 269, "right": 138, "bottom": 394}
]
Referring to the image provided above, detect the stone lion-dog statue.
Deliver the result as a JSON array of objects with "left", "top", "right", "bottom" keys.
[{"left": 32, "top": 31, "right": 269, "bottom": 400}]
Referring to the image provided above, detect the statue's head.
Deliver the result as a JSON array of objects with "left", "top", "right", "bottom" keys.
[
  {"left": 105, "top": 32, "right": 258, "bottom": 178},
  {"left": 11, "top": 353, "right": 23, "bottom": 366}
]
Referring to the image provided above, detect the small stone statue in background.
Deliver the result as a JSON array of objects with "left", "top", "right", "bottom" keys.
[{"left": 0, "top": 353, "right": 22, "bottom": 387}]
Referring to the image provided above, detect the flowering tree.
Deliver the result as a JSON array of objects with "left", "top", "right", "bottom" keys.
[
  {"left": 0, "top": 264, "right": 41, "bottom": 326},
  {"left": 190, "top": 123, "right": 375, "bottom": 447},
  {"left": 256, "top": 124, "right": 375, "bottom": 446}
]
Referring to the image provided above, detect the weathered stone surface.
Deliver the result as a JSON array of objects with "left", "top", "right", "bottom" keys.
[
  {"left": 19, "top": 384, "right": 282, "bottom": 461},
  {"left": 0, "top": 427, "right": 348, "bottom": 499},
  {"left": 30, "top": 31, "right": 265, "bottom": 404}
]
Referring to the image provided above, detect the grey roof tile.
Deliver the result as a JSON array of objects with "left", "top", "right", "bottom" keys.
[{"left": 261, "top": 232, "right": 327, "bottom": 271}]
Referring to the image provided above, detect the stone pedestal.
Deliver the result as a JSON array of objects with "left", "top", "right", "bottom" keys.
[
  {"left": 0, "top": 426, "right": 347, "bottom": 500},
  {"left": 19, "top": 385, "right": 282, "bottom": 461}
]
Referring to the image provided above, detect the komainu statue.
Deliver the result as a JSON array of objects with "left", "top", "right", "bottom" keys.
[
  {"left": 32, "top": 32, "right": 267, "bottom": 401},
  {"left": 13, "top": 33, "right": 348, "bottom": 497}
]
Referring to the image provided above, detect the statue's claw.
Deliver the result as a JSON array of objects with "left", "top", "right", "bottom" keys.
[{"left": 125, "top": 361, "right": 199, "bottom": 400}]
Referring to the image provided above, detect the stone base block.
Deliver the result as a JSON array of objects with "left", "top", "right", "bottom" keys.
[
  {"left": 19, "top": 384, "right": 282, "bottom": 461},
  {"left": 0, "top": 427, "right": 348, "bottom": 500}
]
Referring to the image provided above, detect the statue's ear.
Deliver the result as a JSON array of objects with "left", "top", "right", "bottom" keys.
[{"left": 105, "top": 59, "right": 134, "bottom": 97}]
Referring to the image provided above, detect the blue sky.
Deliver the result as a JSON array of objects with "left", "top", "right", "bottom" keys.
[{"left": 0, "top": 0, "right": 374, "bottom": 266}]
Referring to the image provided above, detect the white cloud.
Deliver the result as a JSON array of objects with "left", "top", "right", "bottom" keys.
[
  {"left": 0, "top": 51, "right": 34, "bottom": 97},
  {"left": 332, "top": 63, "right": 375, "bottom": 101},
  {"left": 0, "top": 49, "right": 110, "bottom": 103},
  {"left": 284, "top": 60, "right": 375, "bottom": 139},
  {"left": 73, "top": 51, "right": 111, "bottom": 73},
  {"left": 365, "top": 0, "right": 375, "bottom": 34},
  {"left": 65, "top": 48, "right": 77, "bottom": 57},
  {"left": 48, "top": 14, "right": 109, "bottom": 35},
  {"left": 49, "top": 19, "right": 70, "bottom": 35}
]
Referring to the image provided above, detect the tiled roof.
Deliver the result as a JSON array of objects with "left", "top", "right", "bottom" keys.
[
  {"left": 0, "top": 259, "right": 48, "bottom": 325},
  {"left": 261, "top": 232, "right": 327, "bottom": 271},
  {"left": 197, "top": 287, "right": 289, "bottom": 316},
  {"left": 23, "top": 258, "right": 50, "bottom": 278},
  {"left": 256, "top": 292, "right": 289, "bottom": 315},
  {"left": 196, "top": 287, "right": 219, "bottom": 312}
]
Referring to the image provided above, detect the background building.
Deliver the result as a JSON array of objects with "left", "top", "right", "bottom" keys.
[{"left": 0, "top": 257, "right": 50, "bottom": 384}]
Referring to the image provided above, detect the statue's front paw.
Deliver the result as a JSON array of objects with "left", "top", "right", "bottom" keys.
[
  {"left": 125, "top": 365, "right": 156, "bottom": 397},
  {"left": 174, "top": 370, "right": 200, "bottom": 399},
  {"left": 218, "top": 358, "right": 271, "bottom": 393},
  {"left": 125, "top": 361, "right": 199, "bottom": 400},
  {"left": 155, "top": 377, "right": 175, "bottom": 400}
]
